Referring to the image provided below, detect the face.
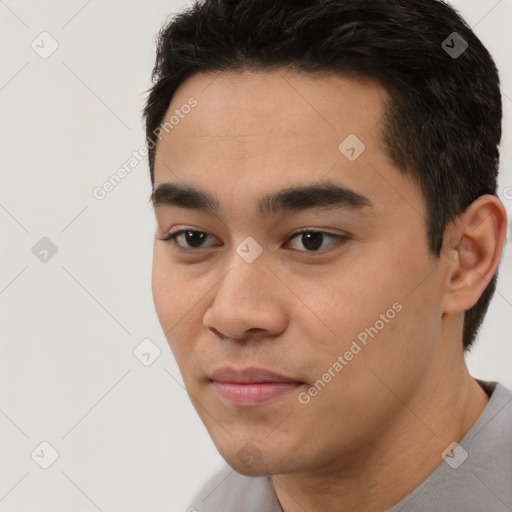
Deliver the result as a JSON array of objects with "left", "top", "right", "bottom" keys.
[{"left": 151, "top": 70, "right": 446, "bottom": 476}]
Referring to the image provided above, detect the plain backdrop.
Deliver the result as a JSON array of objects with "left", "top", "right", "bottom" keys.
[{"left": 0, "top": 1, "right": 511, "bottom": 510}]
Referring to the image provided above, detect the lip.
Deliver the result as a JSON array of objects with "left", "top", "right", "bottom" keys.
[
  {"left": 209, "top": 367, "right": 304, "bottom": 407},
  {"left": 210, "top": 367, "right": 300, "bottom": 384}
]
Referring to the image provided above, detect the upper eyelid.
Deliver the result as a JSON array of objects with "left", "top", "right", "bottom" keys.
[
  {"left": 290, "top": 228, "right": 344, "bottom": 237},
  {"left": 164, "top": 227, "right": 344, "bottom": 240},
  {"left": 166, "top": 227, "right": 344, "bottom": 236}
]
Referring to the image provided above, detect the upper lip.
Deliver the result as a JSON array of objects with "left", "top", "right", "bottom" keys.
[{"left": 209, "top": 367, "right": 302, "bottom": 384}]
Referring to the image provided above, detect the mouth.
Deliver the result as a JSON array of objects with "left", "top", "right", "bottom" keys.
[{"left": 209, "top": 367, "right": 305, "bottom": 407}]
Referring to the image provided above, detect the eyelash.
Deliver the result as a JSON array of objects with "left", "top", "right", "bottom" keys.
[{"left": 157, "top": 229, "right": 348, "bottom": 254}]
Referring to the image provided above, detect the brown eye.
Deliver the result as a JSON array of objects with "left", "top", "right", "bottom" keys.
[
  {"left": 160, "top": 230, "right": 218, "bottom": 249},
  {"left": 286, "top": 231, "right": 347, "bottom": 252},
  {"left": 181, "top": 230, "right": 209, "bottom": 248}
]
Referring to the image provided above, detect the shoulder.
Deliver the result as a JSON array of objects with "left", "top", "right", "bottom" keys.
[
  {"left": 187, "top": 465, "right": 282, "bottom": 512},
  {"left": 389, "top": 380, "right": 512, "bottom": 511},
  {"left": 466, "top": 381, "right": 512, "bottom": 449}
]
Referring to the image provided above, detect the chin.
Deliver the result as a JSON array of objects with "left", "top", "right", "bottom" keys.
[
  {"left": 217, "top": 442, "right": 297, "bottom": 477},
  {"left": 229, "top": 461, "right": 273, "bottom": 477}
]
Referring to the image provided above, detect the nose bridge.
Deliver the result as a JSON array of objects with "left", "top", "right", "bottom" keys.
[
  {"left": 203, "top": 244, "right": 287, "bottom": 339},
  {"left": 219, "top": 244, "right": 274, "bottom": 307}
]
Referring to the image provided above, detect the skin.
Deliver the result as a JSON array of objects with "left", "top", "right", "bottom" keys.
[{"left": 151, "top": 69, "right": 508, "bottom": 511}]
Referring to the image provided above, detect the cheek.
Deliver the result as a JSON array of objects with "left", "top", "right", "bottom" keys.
[
  {"left": 151, "top": 246, "right": 209, "bottom": 365},
  {"left": 332, "top": 254, "right": 443, "bottom": 389},
  {"left": 151, "top": 246, "right": 192, "bottom": 340},
  {"left": 306, "top": 259, "right": 401, "bottom": 347},
  {"left": 313, "top": 243, "right": 439, "bottom": 364},
  {"left": 151, "top": 247, "right": 174, "bottom": 325}
]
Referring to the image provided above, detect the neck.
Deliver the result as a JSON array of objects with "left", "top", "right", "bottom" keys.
[{"left": 271, "top": 328, "right": 489, "bottom": 512}]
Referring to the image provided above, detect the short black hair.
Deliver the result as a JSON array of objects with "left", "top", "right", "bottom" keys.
[{"left": 143, "top": 0, "right": 502, "bottom": 351}]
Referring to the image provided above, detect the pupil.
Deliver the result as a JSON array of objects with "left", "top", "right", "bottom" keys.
[
  {"left": 303, "top": 232, "right": 323, "bottom": 251},
  {"left": 186, "top": 231, "right": 206, "bottom": 247}
]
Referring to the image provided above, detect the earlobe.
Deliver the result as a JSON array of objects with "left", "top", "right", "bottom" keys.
[{"left": 442, "top": 195, "right": 508, "bottom": 315}]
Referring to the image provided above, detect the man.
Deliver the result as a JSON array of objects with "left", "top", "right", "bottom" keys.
[{"left": 144, "top": 0, "right": 511, "bottom": 510}]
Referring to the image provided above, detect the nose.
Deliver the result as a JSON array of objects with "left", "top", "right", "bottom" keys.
[{"left": 202, "top": 251, "right": 289, "bottom": 341}]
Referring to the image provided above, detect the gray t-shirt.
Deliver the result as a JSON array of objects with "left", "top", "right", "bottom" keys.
[{"left": 188, "top": 380, "right": 512, "bottom": 511}]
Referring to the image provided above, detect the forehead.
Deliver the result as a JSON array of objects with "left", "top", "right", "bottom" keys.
[
  {"left": 155, "top": 69, "right": 388, "bottom": 160},
  {"left": 152, "top": 69, "right": 421, "bottom": 218}
]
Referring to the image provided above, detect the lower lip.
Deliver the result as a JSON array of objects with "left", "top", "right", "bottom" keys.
[{"left": 211, "top": 381, "right": 302, "bottom": 407}]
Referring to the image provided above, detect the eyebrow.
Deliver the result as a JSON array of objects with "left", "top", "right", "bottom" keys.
[{"left": 150, "top": 180, "right": 373, "bottom": 215}]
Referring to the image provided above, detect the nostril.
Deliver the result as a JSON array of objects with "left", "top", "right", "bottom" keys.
[
  {"left": 209, "top": 326, "right": 227, "bottom": 340},
  {"left": 208, "top": 326, "right": 266, "bottom": 342}
]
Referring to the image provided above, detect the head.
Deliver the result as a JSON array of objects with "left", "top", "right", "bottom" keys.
[{"left": 144, "top": 0, "right": 507, "bottom": 475}]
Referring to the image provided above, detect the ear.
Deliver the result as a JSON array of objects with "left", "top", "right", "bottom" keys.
[{"left": 442, "top": 195, "right": 508, "bottom": 315}]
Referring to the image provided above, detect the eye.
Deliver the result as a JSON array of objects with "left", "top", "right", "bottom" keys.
[
  {"left": 158, "top": 229, "right": 220, "bottom": 250},
  {"left": 285, "top": 230, "right": 348, "bottom": 252},
  {"left": 157, "top": 228, "right": 348, "bottom": 253}
]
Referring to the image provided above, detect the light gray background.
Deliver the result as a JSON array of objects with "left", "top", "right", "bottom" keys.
[{"left": 0, "top": 1, "right": 511, "bottom": 510}]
